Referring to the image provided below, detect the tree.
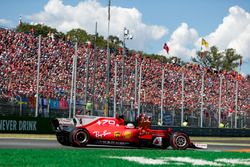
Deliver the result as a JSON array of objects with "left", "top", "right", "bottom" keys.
[
  {"left": 192, "top": 50, "right": 210, "bottom": 68},
  {"left": 109, "top": 35, "right": 122, "bottom": 53},
  {"left": 209, "top": 46, "right": 223, "bottom": 70},
  {"left": 191, "top": 46, "right": 223, "bottom": 69},
  {"left": 221, "top": 48, "right": 242, "bottom": 72},
  {"left": 192, "top": 46, "right": 242, "bottom": 72},
  {"left": 66, "top": 28, "right": 88, "bottom": 44},
  {"left": 16, "top": 23, "right": 58, "bottom": 37}
]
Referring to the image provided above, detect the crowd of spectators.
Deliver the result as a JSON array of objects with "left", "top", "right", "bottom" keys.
[{"left": 0, "top": 29, "right": 249, "bottom": 121}]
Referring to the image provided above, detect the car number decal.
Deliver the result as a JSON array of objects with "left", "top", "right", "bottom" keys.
[{"left": 97, "top": 120, "right": 116, "bottom": 126}]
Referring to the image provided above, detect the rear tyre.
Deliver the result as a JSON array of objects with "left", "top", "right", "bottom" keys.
[
  {"left": 71, "top": 129, "right": 90, "bottom": 147},
  {"left": 170, "top": 132, "right": 190, "bottom": 150}
]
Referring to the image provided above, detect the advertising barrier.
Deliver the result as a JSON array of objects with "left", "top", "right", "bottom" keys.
[{"left": 0, "top": 117, "right": 54, "bottom": 134}]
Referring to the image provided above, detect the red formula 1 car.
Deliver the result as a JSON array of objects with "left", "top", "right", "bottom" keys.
[{"left": 52, "top": 115, "right": 206, "bottom": 150}]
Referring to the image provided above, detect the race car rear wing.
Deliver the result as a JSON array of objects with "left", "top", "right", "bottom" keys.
[
  {"left": 51, "top": 116, "right": 100, "bottom": 132},
  {"left": 51, "top": 118, "right": 76, "bottom": 132}
]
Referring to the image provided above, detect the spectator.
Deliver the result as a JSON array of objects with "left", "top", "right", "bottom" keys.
[
  {"left": 0, "top": 28, "right": 249, "bottom": 123},
  {"left": 182, "top": 119, "right": 189, "bottom": 127},
  {"left": 85, "top": 100, "right": 92, "bottom": 115}
]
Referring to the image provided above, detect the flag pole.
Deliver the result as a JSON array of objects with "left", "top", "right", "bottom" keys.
[
  {"left": 105, "top": 0, "right": 111, "bottom": 117},
  {"left": 218, "top": 75, "right": 223, "bottom": 127},
  {"left": 73, "top": 43, "right": 77, "bottom": 117},
  {"left": 134, "top": 53, "right": 138, "bottom": 115},
  {"left": 199, "top": 38, "right": 208, "bottom": 128},
  {"left": 160, "top": 68, "right": 165, "bottom": 125},
  {"left": 181, "top": 72, "right": 184, "bottom": 126},
  {"left": 69, "top": 50, "right": 75, "bottom": 118},
  {"left": 234, "top": 78, "right": 238, "bottom": 128},
  {"left": 113, "top": 61, "right": 117, "bottom": 117},
  {"left": 200, "top": 72, "right": 204, "bottom": 128},
  {"left": 35, "top": 35, "right": 41, "bottom": 117},
  {"left": 138, "top": 60, "right": 143, "bottom": 118},
  {"left": 84, "top": 47, "right": 90, "bottom": 105},
  {"left": 92, "top": 22, "right": 98, "bottom": 115},
  {"left": 121, "top": 27, "right": 126, "bottom": 115}
]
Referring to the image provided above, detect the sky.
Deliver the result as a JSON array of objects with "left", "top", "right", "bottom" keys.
[{"left": 0, "top": 0, "right": 250, "bottom": 75}]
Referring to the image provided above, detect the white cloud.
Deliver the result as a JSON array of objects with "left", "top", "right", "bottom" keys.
[
  {"left": 0, "top": 18, "right": 10, "bottom": 25},
  {"left": 160, "top": 23, "right": 199, "bottom": 62},
  {"left": 161, "top": 6, "right": 250, "bottom": 74},
  {"left": 206, "top": 6, "right": 250, "bottom": 61},
  {"left": 29, "top": 0, "right": 167, "bottom": 51}
]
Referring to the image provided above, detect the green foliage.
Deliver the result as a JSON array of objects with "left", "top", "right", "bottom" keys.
[
  {"left": 66, "top": 28, "right": 88, "bottom": 43},
  {"left": 222, "top": 48, "right": 242, "bottom": 72},
  {"left": 96, "top": 35, "right": 107, "bottom": 48},
  {"left": 65, "top": 29, "right": 122, "bottom": 50},
  {"left": 192, "top": 46, "right": 242, "bottom": 72},
  {"left": 109, "top": 35, "right": 122, "bottom": 52},
  {"left": 143, "top": 53, "right": 186, "bottom": 66},
  {"left": 16, "top": 23, "right": 58, "bottom": 37}
]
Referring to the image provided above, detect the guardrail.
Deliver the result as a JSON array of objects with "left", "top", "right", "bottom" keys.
[{"left": 0, "top": 116, "right": 53, "bottom": 134}]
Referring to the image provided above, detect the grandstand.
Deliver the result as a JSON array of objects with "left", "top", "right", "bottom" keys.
[{"left": 0, "top": 28, "right": 249, "bottom": 128}]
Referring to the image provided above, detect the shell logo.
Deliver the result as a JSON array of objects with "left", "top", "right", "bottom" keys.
[
  {"left": 123, "top": 131, "right": 132, "bottom": 139},
  {"left": 114, "top": 131, "right": 121, "bottom": 138}
]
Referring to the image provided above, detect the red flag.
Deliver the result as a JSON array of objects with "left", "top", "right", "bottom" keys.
[{"left": 163, "top": 43, "right": 169, "bottom": 54}]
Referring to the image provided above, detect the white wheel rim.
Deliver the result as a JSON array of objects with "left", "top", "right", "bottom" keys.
[{"left": 175, "top": 135, "right": 187, "bottom": 147}]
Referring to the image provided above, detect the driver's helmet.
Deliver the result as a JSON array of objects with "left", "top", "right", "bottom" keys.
[{"left": 126, "top": 123, "right": 135, "bottom": 128}]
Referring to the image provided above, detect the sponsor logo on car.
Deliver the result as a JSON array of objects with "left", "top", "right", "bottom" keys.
[
  {"left": 123, "top": 131, "right": 132, "bottom": 139},
  {"left": 114, "top": 131, "right": 121, "bottom": 138},
  {"left": 93, "top": 130, "right": 111, "bottom": 138}
]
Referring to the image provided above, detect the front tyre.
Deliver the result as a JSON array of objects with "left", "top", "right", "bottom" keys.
[
  {"left": 71, "top": 129, "right": 90, "bottom": 147},
  {"left": 170, "top": 132, "right": 190, "bottom": 150}
]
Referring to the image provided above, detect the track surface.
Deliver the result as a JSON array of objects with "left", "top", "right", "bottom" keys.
[{"left": 0, "top": 137, "right": 250, "bottom": 152}]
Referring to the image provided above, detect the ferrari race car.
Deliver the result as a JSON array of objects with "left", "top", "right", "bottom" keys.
[{"left": 52, "top": 115, "right": 207, "bottom": 150}]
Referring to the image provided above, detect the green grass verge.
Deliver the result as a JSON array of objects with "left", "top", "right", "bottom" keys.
[{"left": 0, "top": 149, "right": 249, "bottom": 167}]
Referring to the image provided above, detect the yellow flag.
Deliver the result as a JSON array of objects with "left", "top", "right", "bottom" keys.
[{"left": 201, "top": 38, "right": 209, "bottom": 48}]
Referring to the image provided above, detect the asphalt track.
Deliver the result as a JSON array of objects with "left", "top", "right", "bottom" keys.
[{"left": 0, "top": 136, "right": 250, "bottom": 152}]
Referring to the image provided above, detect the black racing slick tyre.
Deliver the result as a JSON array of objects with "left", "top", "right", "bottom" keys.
[
  {"left": 71, "top": 129, "right": 90, "bottom": 147},
  {"left": 170, "top": 132, "right": 190, "bottom": 150}
]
